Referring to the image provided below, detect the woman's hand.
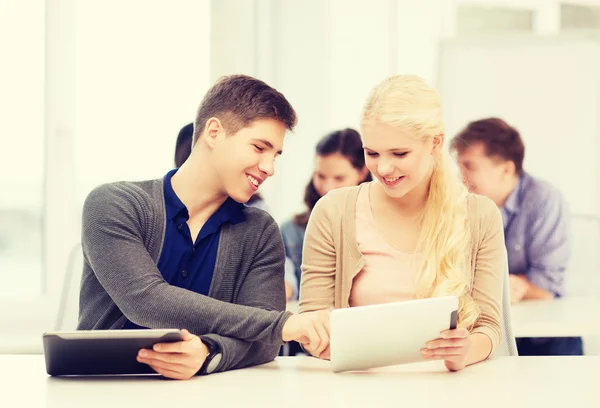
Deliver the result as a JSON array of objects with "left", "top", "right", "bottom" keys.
[{"left": 420, "top": 328, "right": 474, "bottom": 371}]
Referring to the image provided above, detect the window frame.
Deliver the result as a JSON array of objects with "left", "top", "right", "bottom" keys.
[{"left": 0, "top": 0, "right": 79, "bottom": 354}]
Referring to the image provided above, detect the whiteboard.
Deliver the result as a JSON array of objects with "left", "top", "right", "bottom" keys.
[{"left": 437, "top": 35, "right": 600, "bottom": 216}]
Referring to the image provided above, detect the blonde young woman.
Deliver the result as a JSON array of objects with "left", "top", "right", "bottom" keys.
[{"left": 299, "top": 75, "right": 506, "bottom": 371}]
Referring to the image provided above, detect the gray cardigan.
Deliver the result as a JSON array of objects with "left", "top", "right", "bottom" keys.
[{"left": 78, "top": 178, "right": 292, "bottom": 373}]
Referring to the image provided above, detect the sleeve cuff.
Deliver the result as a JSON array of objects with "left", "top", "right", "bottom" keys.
[
  {"left": 471, "top": 326, "right": 499, "bottom": 359},
  {"left": 198, "top": 334, "right": 224, "bottom": 374},
  {"left": 528, "top": 271, "right": 563, "bottom": 297},
  {"left": 277, "top": 311, "right": 294, "bottom": 344}
]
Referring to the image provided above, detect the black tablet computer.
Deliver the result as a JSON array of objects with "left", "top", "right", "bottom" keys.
[{"left": 43, "top": 329, "right": 184, "bottom": 376}]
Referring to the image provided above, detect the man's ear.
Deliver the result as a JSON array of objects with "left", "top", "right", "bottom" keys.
[
  {"left": 431, "top": 133, "right": 445, "bottom": 156},
  {"left": 503, "top": 160, "right": 517, "bottom": 177},
  {"left": 203, "top": 117, "right": 223, "bottom": 150}
]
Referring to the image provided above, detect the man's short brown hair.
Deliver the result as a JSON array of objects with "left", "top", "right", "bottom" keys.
[
  {"left": 450, "top": 117, "right": 525, "bottom": 174},
  {"left": 193, "top": 75, "right": 297, "bottom": 144}
]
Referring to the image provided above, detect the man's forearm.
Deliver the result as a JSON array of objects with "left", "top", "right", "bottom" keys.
[{"left": 523, "top": 282, "right": 554, "bottom": 300}]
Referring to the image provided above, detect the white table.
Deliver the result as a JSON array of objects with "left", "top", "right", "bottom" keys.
[
  {"left": 511, "top": 297, "right": 600, "bottom": 338},
  {"left": 288, "top": 297, "right": 600, "bottom": 338},
  {"left": 2, "top": 355, "right": 599, "bottom": 407}
]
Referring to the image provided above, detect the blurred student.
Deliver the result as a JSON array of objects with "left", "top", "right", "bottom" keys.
[
  {"left": 300, "top": 75, "right": 506, "bottom": 371},
  {"left": 78, "top": 75, "right": 330, "bottom": 380},
  {"left": 280, "top": 128, "right": 371, "bottom": 300},
  {"left": 451, "top": 117, "right": 582, "bottom": 356}
]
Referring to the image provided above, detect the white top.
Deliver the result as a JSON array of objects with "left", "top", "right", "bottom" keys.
[{"left": 3, "top": 355, "right": 599, "bottom": 407}]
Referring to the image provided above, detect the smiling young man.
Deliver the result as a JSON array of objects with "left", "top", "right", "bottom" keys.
[{"left": 78, "top": 75, "right": 330, "bottom": 380}]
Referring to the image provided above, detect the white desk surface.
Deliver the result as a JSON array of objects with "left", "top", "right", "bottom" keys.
[
  {"left": 511, "top": 297, "right": 600, "bottom": 338},
  {"left": 288, "top": 297, "right": 600, "bottom": 338},
  {"left": 2, "top": 355, "right": 599, "bottom": 408}
]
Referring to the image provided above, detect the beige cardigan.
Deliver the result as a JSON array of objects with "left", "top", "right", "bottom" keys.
[{"left": 298, "top": 183, "right": 506, "bottom": 354}]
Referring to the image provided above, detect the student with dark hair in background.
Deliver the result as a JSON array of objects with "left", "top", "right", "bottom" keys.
[
  {"left": 451, "top": 117, "right": 582, "bottom": 356},
  {"left": 280, "top": 128, "right": 372, "bottom": 300}
]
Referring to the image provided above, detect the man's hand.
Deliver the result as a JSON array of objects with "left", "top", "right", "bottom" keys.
[
  {"left": 509, "top": 274, "right": 530, "bottom": 304},
  {"left": 282, "top": 310, "right": 330, "bottom": 357},
  {"left": 137, "top": 329, "right": 209, "bottom": 380},
  {"left": 285, "top": 281, "right": 294, "bottom": 301}
]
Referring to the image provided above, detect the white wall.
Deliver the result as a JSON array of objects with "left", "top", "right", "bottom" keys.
[
  {"left": 74, "top": 0, "right": 211, "bottom": 204},
  {"left": 210, "top": 0, "right": 449, "bottom": 223},
  {"left": 209, "top": 0, "right": 256, "bottom": 82},
  {"left": 439, "top": 36, "right": 600, "bottom": 217},
  {"left": 210, "top": 0, "right": 600, "bottom": 223},
  {"left": 0, "top": 0, "right": 45, "bottom": 201},
  {"left": 0, "top": 0, "right": 46, "bottom": 301}
]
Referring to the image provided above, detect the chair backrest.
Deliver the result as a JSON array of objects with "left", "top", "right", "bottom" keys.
[
  {"left": 54, "top": 242, "right": 84, "bottom": 331},
  {"left": 492, "top": 251, "right": 518, "bottom": 357}
]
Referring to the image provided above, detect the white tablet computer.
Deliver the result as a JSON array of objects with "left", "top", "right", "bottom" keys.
[
  {"left": 330, "top": 296, "right": 458, "bottom": 373},
  {"left": 43, "top": 329, "right": 183, "bottom": 376}
]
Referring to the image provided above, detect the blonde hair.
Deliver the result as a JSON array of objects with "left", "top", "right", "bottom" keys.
[{"left": 361, "top": 75, "right": 478, "bottom": 328}]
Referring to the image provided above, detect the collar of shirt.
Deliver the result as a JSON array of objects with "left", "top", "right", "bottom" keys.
[
  {"left": 163, "top": 169, "right": 247, "bottom": 239},
  {"left": 164, "top": 169, "right": 187, "bottom": 221},
  {"left": 502, "top": 174, "right": 523, "bottom": 217}
]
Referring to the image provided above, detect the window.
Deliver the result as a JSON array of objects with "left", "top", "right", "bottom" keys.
[
  {"left": 0, "top": 0, "right": 45, "bottom": 300},
  {"left": 1, "top": 0, "right": 211, "bottom": 353}
]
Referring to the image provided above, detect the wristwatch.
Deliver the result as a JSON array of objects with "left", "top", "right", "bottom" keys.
[{"left": 198, "top": 337, "right": 222, "bottom": 375}]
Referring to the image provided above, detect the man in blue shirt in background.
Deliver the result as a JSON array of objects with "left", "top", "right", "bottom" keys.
[{"left": 451, "top": 117, "right": 583, "bottom": 356}]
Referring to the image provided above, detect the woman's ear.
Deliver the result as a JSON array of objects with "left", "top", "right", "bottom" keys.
[{"left": 431, "top": 133, "right": 445, "bottom": 156}]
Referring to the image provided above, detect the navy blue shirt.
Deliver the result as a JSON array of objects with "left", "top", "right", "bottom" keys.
[{"left": 124, "top": 169, "right": 246, "bottom": 329}]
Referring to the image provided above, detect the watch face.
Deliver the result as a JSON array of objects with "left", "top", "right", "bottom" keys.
[{"left": 206, "top": 353, "right": 222, "bottom": 374}]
